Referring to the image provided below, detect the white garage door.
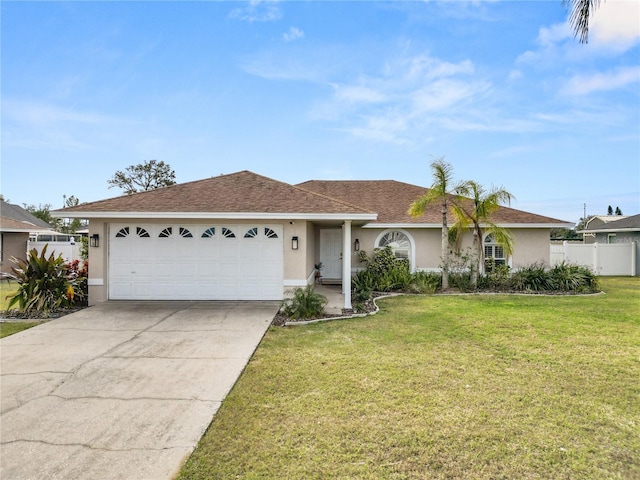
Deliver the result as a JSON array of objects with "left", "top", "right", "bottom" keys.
[{"left": 109, "top": 224, "right": 283, "bottom": 300}]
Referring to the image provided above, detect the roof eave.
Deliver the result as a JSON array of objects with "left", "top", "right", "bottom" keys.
[
  {"left": 51, "top": 211, "right": 378, "bottom": 221},
  {"left": 363, "top": 222, "right": 574, "bottom": 229},
  {"left": 579, "top": 227, "right": 640, "bottom": 234}
]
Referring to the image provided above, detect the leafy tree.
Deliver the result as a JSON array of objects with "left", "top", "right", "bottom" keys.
[
  {"left": 566, "top": 0, "right": 601, "bottom": 44},
  {"left": 550, "top": 228, "right": 581, "bottom": 240},
  {"left": 615, "top": 206, "right": 622, "bottom": 215},
  {"left": 409, "top": 159, "right": 462, "bottom": 291},
  {"left": 450, "top": 181, "right": 515, "bottom": 288},
  {"left": 23, "top": 203, "right": 62, "bottom": 230},
  {"left": 575, "top": 215, "right": 595, "bottom": 231},
  {"left": 108, "top": 159, "right": 176, "bottom": 195},
  {"left": 60, "top": 195, "right": 86, "bottom": 234},
  {"left": 607, "top": 205, "right": 613, "bottom": 215}
]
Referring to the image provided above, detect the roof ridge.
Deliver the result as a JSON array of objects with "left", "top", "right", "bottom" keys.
[
  {"left": 290, "top": 182, "right": 376, "bottom": 214},
  {"left": 58, "top": 170, "right": 255, "bottom": 211}
]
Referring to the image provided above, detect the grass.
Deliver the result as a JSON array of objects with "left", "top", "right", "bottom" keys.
[
  {"left": 178, "top": 277, "right": 639, "bottom": 479},
  {"left": 0, "top": 282, "right": 44, "bottom": 338},
  {"left": 0, "top": 321, "right": 43, "bottom": 338},
  {"left": 1, "top": 281, "right": 18, "bottom": 311}
]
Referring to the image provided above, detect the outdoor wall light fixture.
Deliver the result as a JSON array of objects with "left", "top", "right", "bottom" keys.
[
  {"left": 292, "top": 236, "right": 299, "bottom": 250},
  {"left": 90, "top": 234, "right": 100, "bottom": 248},
  {"left": 354, "top": 239, "right": 360, "bottom": 251}
]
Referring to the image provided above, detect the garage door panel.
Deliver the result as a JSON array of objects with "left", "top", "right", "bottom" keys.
[{"left": 109, "top": 224, "right": 283, "bottom": 300}]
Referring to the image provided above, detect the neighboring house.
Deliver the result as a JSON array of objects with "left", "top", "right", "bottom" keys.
[
  {"left": 54, "top": 170, "right": 572, "bottom": 308},
  {"left": 581, "top": 215, "right": 628, "bottom": 244},
  {"left": 0, "top": 201, "right": 53, "bottom": 274},
  {"left": 578, "top": 213, "right": 640, "bottom": 275}
]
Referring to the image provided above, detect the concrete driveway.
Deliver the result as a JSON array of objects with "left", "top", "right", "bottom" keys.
[{"left": 0, "top": 300, "right": 279, "bottom": 480}]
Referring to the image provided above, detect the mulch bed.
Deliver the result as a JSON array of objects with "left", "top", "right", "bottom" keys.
[{"left": 1, "top": 306, "right": 88, "bottom": 322}]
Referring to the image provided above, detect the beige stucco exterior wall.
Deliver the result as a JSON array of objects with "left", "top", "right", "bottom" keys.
[
  {"left": 282, "top": 220, "right": 309, "bottom": 287},
  {"left": 350, "top": 227, "right": 552, "bottom": 272},
  {"left": 87, "top": 221, "right": 108, "bottom": 304},
  {"left": 511, "top": 229, "right": 551, "bottom": 267},
  {"left": 1, "top": 232, "right": 28, "bottom": 273}
]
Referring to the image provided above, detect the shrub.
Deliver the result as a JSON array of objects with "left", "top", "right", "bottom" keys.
[
  {"left": 66, "top": 259, "right": 89, "bottom": 306},
  {"left": 352, "top": 270, "right": 375, "bottom": 302},
  {"left": 449, "top": 271, "right": 473, "bottom": 292},
  {"left": 353, "top": 247, "right": 413, "bottom": 295},
  {"left": 407, "top": 271, "right": 441, "bottom": 294},
  {"left": 479, "top": 262, "right": 511, "bottom": 290},
  {"left": 7, "top": 246, "right": 84, "bottom": 313},
  {"left": 511, "top": 262, "right": 554, "bottom": 292},
  {"left": 549, "top": 262, "right": 600, "bottom": 293},
  {"left": 281, "top": 286, "right": 328, "bottom": 319}
]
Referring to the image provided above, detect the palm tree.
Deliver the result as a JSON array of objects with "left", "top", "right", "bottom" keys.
[
  {"left": 409, "top": 159, "right": 460, "bottom": 291},
  {"left": 567, "top": 0, "right": 601, "bottom": 44},
  {"left": 451, "top": 181, "right": 515, "bottom": 288}
]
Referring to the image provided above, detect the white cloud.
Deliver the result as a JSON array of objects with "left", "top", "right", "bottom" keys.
[
  {"left": 1, "top": 99, "right": 128, "bottom": 151},
  {"left": 4, "top": 100, "right": 107, "bottom": 126},
  {"left": 229, "top": 1, "right": 282, "bottom": 23},
  {"left": 310, "top": 55, "right": 489, "bottom": 143},
  {"left": 283, "top": 27, "right": 304, "bottom": 42},
  {"left": 562, "top": 66, "right": 640, "bottom": 96},
  {"left": 537, "top": 22, "right": 572, "bottom": 47},
  {"left": 507, "top": 69, "right": 522, "bottom": 81},
  {"left": 331, "top": 84, "right": 386, "bottom": 104},
  {"left": 591, "top": 0, "right": 640, "bottom": 50}
]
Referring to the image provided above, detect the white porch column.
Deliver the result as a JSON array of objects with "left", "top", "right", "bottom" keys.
[{"left": 342, "top": 220, "right": 352, "bottom": 310}]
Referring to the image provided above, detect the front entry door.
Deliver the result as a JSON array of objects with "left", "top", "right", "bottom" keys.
[{"left": 320, "top": 229, "right": 342, "bottom": 280}]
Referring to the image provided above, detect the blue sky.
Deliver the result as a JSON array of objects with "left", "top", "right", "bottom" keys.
[{"left": 2, "top": 1, "right": 638, "bottom": 224}]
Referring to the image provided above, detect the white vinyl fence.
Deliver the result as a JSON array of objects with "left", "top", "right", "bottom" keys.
[
  {"left": 550, "top": 241, "right": 637, "bottom": 276},
  {"left": 28, "top": 241, "right": 83, "bottom": 263}
]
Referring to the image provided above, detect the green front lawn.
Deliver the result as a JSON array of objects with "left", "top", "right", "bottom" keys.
[
  {"left": 179, "top": 277, "right": 639, "bottom": 479},
  {"left": 1, "top": 283, "right": 45, "bottom": 337},
  {"left": 0, "top": 282, "right": 18, "bottom": 311},
  {"left": 0, "top": 321, "right": 43, "bottom": 338}
]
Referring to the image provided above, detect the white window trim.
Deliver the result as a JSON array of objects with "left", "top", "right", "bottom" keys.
[
  {"left": 482, "top": 233, "right": 512, "bottom": 268},
  {"left": 374, "top": 228, "right": 416, "bottom": 272}
]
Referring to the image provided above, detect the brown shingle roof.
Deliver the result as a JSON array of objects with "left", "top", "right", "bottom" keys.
[
  {"left": 0, "top": 216, "right": 40, "bottom": 232},
  {"left": 59, "top": 171, "right": 375, "bottom": 216},
  {"left": 297, "top": 180, "right": 570, "bottom": 225},
  {"left": 297, "top": 180, "right": 437, "bottom": 224},
  {"left": 57, "top": 170, "right": 570, "bottom": 225}
]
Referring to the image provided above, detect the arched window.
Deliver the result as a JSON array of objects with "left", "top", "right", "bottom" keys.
[
  {"left": 483, "top": 233, "right": 506, "bottom": 266},
  {"left": 375, "top": 230, "right": 415, "bottom": 271}
]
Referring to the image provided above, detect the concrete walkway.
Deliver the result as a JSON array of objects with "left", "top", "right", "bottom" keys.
[
  {"left": 314, "top": 283, "right": 345, "bottom": 314},
  {"left": 0, "top": 301, "right": 279, "bottom": 480}
]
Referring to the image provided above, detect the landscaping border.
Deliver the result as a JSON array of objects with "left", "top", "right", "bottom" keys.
[{"left": 281, "top": 290, "right": 605, "bottom": 327}]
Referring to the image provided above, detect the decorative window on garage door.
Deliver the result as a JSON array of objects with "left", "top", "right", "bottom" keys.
[
  {"left": 179, "top": 227, "right": 193, "bottom": 238},
  {"left": 115, "top": 227, "right": 130, "bottom": 238},
  {"left": 264, "top": 228, "right": 278, "bottom": 238},
  {"left": 159, "top": 227, "right": 173, "bottom": 238},
  {"left": 222, "top": 227, "right": 236, "bottom": 238},
  {"left": 202, "top": 227, "right": 216, "bottom": 238},
  {"left": 115, "top": 227, "right": 150, "bottom": 238},
  {"left": 244, "top": 227, "right": 258, "bottom": 238}
]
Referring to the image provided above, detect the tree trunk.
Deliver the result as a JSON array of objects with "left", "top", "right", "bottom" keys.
[
  {"left": 471, "top": 226, "right": 479, "bottom": 288},
  {"left": 441, "top": 205, "right": 449, "bottom": 291}
]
